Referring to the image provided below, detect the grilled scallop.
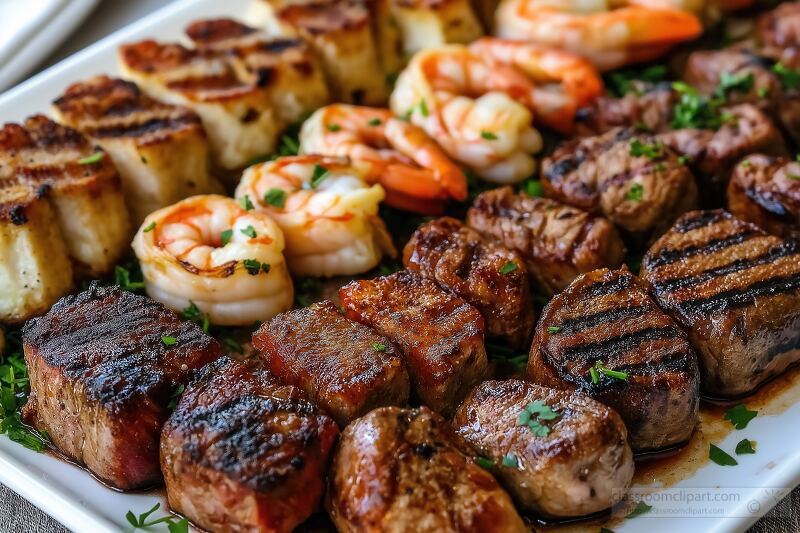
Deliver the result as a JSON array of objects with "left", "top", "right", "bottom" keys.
[
  {"left": 389, "top": 0, "right": 484, "bottom": 58},
  {"left": 52, "top": 76, "right": 217, "bottom": 225},
  {"left": 0, "top": 115, "right": 130, "bottom": 277},
  {"left": 185, "top": 18, "right": 330, "bottom": 125},
  {"left": 453, "top": 380, "right": 634, "bottom": 518},
  {"left": 528, "top": 268, "right": 700, "bottom": 452},
  {"left": 0, "top": 184, "right": 72, "bottom": 323},
  {"left": 118, "top": 39, "right": 278, "bottom": 171},
  {"left": 641, "top": 210, "right": 800, "bottom": 397}
]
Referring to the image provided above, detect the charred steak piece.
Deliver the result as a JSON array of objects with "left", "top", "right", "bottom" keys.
[
  {"left": 161, "top": 356, "right": 339, "bottom": 533},
  {"left": 403, "top": 217, "right": 535, "bottom": 349},
  {"left": 327, "top": 406, "right": 527, "bottom": 533},
  {"left": 21, "top": 283, "right": 221, "bottom": 490},
  {"left": 756, "top": 2, "right": 800, "bottom": 68},
  {"left": 575, "top": 81, "right": 676, "bottom": 136},
  {"left": 528, "top": 268, "right": 700, "bottom": 451},
  {"left": 641, "top": 210, "right": 800, "bottom": 397},
  {"left": 453, "top": 380, "right": 634, "bottom": 518},
  {"left": 467, "top": 186, "right": 626, "bottom": 295},
  {"left": 252, "top": 300, "right": 409, "bottom": 426},
  {"left": 727, "top": 154, "right": 800, "bottom": 238},
  {"left": 542, "top": 128, "right": 698, "bottom": 239},
  {"left": 339, "top": 270, "right": 488, "bottom": 417}
]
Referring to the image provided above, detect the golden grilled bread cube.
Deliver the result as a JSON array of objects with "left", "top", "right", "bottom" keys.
[
  {"left": 0, "top": 116, "right": 130, "bottom": 277},
  {"left": 390, "top": 0, "right": 483, "bottom": 58},
  {"left": 0, "top": 184, "right": 73, "bottom": 323},
  {"left": 118, "top": 40, "right": 279, "bottom": 171},
  {"left": 185, "top": 18, "right": 330, "bottom": 125},
  {"left": 52, "top": 76, "right": 217, "bottom": 226}
]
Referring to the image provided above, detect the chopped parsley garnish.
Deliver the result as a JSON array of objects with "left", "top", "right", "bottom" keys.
[
  {"left": 278, "top": 135, "right": 300, "bottom": 156},
  {"left": 714, "top": 71, "right": 755, "bottom": 99},
  {"left": 474, "top": 456, "right": 493, "bottom": 469},
  {"left": 143, "top": 221, "right": 156, "bottom": 233},
  {"left": 723, "top": 404, "right": 757, "bottom": 430},
  {"left": 671, "top": 82, "right": 730, "bottom": 130},
  {"left": 167, "top": 384, "right": 185, "bottom": 410},
  {"left": 181, "top": 301, "right": 210, "bottom": 333},
  {"left": 239, "top": 195, "right": 254, "bottom": 211},
  {"left": 77, "top": 152, "right": 104, "bottom": 165},
  {"left": 126, "top": 503, "right": 189, "bottom": 532},
  {"left": 787, "top": 173, "right": 800, "bottom": 181},
  {"left": 772, "top": 63, "right": 800, "bottom": 89},
  {"left": 522, "top": 179, "right": 543, "bottom": 197},
  {"left": 626, "top": 183, "right": 644, "bottom": 202},
  {"left": 516, "top": 400, "right": 560, "bottom": 437},
  {"left": 629, "top": 139, "right": 664, "bottom": 159},
  {"left": 373, "top": 342, "right": 387, "bottom": 352},
  {"left": 308, "top": 164, "right": 329, "bottom": 189},
  {"left": 589, "top": 360, "right": 628, "bottom": 384},
  {"left": 418, "top": 99, "right": 429, "bottom": 117},
  {"left": 242, "top": 259, "right": 270, "bottom": 275},
  {"left": 709, "top": 443, "right": 738, "bottom": 466},
  {"left": 241, "top": 225, "right": 257, "bottom": 238},
  {"left": 327, "top": 123, "right": 341, "bottom": 132},
  {"left": 501, "top": 453, "right": 519, "bottom": 469},
  {"left": 115, "top": 265, "right": 145, "bottom": 292},
  {"left": 221, "top": 335, "right": 243, "bottom": 354},
  {"left": 500, "top": 261, "right": 518, "bottom": 275},
  {"left": 367, "top": 118, "right": 382, "bottom": 126},
  {"left": 757, "top": 87, "right": 770, "bottom": 99},
  {"left": 295, "top": 277, "right": 323, "bottom": 307},
  {"left": 485, "top": 340, "right": 528, "bottom": 371},
  {"left": 547, "top": 326, "right": 561, "bottom": 333},
  {"left": 161, "top": 335, "right": 177, "bottom": 346},
  {"left": 735, "top": 438, "right": 756, "bottom": 455},
  {"left": 626, "top": 501, "right": 653, "bottom": 518},
  {"left": 385, "top": 72, "right": 399, "bottom": 86},
  {"left": 608, "top": 64, "right": 667, "bottom": 97},
  {"left": 263, "top": 187, "right": 287, "bottom": 208},
  {"left": 220, "top": 229, "right": 233, "bottom": 246},
  {"left": 677, "top": 155, "right": 690, "bottom": 165},
  {"left": 481, "top": 130, "right": 498, "bottom": 140}
]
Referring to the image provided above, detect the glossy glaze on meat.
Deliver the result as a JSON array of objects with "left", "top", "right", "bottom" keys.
[
  {"left": 327, "top": 406, "right": 527, "bottom": 533},
  {"left": 641, "top": 210, "right": 800, "bottom": 397},
  {"left": 21, "top": 283, "right": 221, "bottom": 489},
  {"left": 467, "top": 186, "right": 626, "bottom": 295},
  {"left": 403, "top": 217, "right": 535, "bottom": 349},
  {"left": 528, "top": 268, "right": 700, "bottom": 451},
  {"left": 252, "top": 300, "right": 409, "bottom": 426},
  {"left": 339, "top": 270, "right": 488, "bottom": 417},
  {"left": 453, "top": 380, "right": 634, "bottom": 518},
  {"left": 161, "top": 357, "right": 339, "bottom": 532}
]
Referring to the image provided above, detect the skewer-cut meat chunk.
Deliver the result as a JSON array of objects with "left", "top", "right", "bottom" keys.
[
  {"left": 641, "top": 210, "right": 800, "bottom": 397},
  {"left": 403, "top": 217, "right": 534, "bottom": 349},
  {"left": 327, "top": 406, "right": 528, "bottom": 532},
  {"left": 339, "top": 270, "right": 489, "bottom": 416},
  {"left": 387, "top": 0, "right": 483, "bottom": 58},
  {"left": 161, "top": 356, "right": 339, "bottom": 532},
  {"left": 453, "top": 380, "right": 634, "bottom": 518},
  {"left": 21, "top": 283, "right": 222, "bottom": 490},
  {"left": 252, "top": 300, "right": 410, "bottom": 426},
  {"left": 528, "top": 268, "right": 700, "bottom": 451},
  {"left": 467, "top": 186, "right": 626, "bottom": 295}
]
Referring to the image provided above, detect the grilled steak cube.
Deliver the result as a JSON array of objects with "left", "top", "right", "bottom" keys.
[
  {"left": 52, "top": 75, "right": 217, "bottom": 225},
  {"left": 403, "top": 217, "right": 534, "bottom": 349},
  {"left": 0, "top": 115, "right": 131, "bottom": 276},
  {"left": 453, "top": 380, "right": 634, "bottom": 518},
  {"left": 575, "top": 81, "right": 676, "bottom": 136},
  {"left": 327, "top": 406, "right": 527, "bottom": 533},
  {"left": 0, "top": 184, "right": 73, "bottom": 322},
  {"left": 161, "top": 356, "right": 339, "bottom": 532},
  {"left": 528, "top": 268, "right": 700, "bottom": 451},
  {"left": 542, "top": 128, "right": 698, "bottom": 239},
  {"left": 252, "top": 300, "right": 409, "bottom": 426},
  {"left": 728, "top": 154, "right": 800, "bottom": 238},
  {"left": 467, "top": 186, "right": 626, "bottom": 295},
  {"left": 339, "top": 270, "right": 489, "bottom": 416},
  {"left": 641, "top": 210, "right": 800, "bottom": 397},
  {"left": 21, "top": 283, "right": 221, "bottom": 489},
  {"left": 756, "top": 2, "right": 800, "bottom": 68}
]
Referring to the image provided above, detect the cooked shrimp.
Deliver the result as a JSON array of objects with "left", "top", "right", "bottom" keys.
[
  {"left": 469, "top": 38, "right": 604, "bottom": 133},
  {"left": 495, "top": 0, "right": 703, "bottom": 71},
  {"left": 235, "top": 155, "right": 397, "bottom": 277},
  {"left": 299, "top": 104, "right": 468, "bottom": 214},
  {"left": 132, "top": 194, "right": 293, "bottom": 326},
  {"left": 390, "top": 45, "right": 543, "bottom": 184}
]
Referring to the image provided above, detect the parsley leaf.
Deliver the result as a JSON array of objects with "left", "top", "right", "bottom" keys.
[
  {"left": 295, "top": 277, "right": 323, "bottom": 307},
  {"left": 327, "top": 123, "right": 341, "bottom": 132},
  {"left": 367, "top": 117, "right": 382, "bottom": 126},
  {"left": 239, "top": 195, "right": 254, "bottom": 211},
  {"left": 481, "top": 130, "right": 498, "bottom": 140},
  {"left": 221, "top": 336, "right": 243, "bottom": 354},
  {"left": 167, "top": 384, "right": 185, "bottom": 410},
  {"left": 263, "top": 187, "right": 287, "bottom": 208},
  {"left": 115, "top": 265, "right": 145, "bottom": 292},
  {"left": 516, "top": 400, "right": 560, "bottom": 437},
  {"left": 671, "top": 82, "right": 729, "bottom": 130},
  {"left": 608, "top": 64, "right": 667, "bottom": 96},
  {"left": 161, "top": 335, "right": 177, "bottom": 346},
  {"left": 522, "top": 179, "right": 543, "bottom": 197},
  {"left": 626, "top": 183, "right": 644, "bottom": 202},
  {"left": 241, "top": 225, "right": 257, "bottom": 239},
  {"left": 735, "top": 438, "right": 756, "bottom": 455},
  {"left": 630, "top": 139, "right": 664, "bottom": 159},
  {"left": 181, "top": 301, "right": 210, "bottom": 333},
  {"left": 547, "top": 326, "right": 561, "bottom": 333},
  {"left": 723, "top": 404, "right": 757, "bottom": 430},
  {"left": 220, "top": 229, "right": 233, "bottom": 246},
  {"left": 242, "top": 259, "right": 270, "bottom": 275},
  {"left": 773, "top": 63, "right": 800, "bottom": 89},
  {"left": 142, "top": 221, "right": 156, "bottom": 233},
  {"left": 308, "top": 164, "right": 329, "bottom": 189},
  {"left": 715, "top": 71, "right": 755, "bottom": 99},
  {"left": 278, "top": 135, "right": 299, "bottom": 156},
  {"left": 709, "top": 443, "right": 738, "bottom": 466},
  {"left": 126, "top": 503, "right": 187, "bottom": 531},
  {"left": 373, "top": 342, "right": 386, "bottom": 352},
  {"left": 502, "top": 453, "right": 519, "bottom": 468},
  {"left": 589, "top": 360, "right": 628, "bottom": 383},
  {"left": 77, "top": 152, "right": 104, "bottom": 165},
  {"left": 500, "top": 261, "right": 518, "bottom": 275},
  {"left": 474, "top": 456, "right": 493, "bottom": 469},
  {"left": 626, "top": 501, "right": 653, "bottom": 518}
]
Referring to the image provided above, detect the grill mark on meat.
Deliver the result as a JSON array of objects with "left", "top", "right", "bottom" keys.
[
  {"left": 551, "top": 305, "right": 650, "bottom": 335},
  {"left": 582, "top": 273, "right": 636, "bottom": 298},
  {"left": 643, "top": 230, "right": 758, "bottom": 269},
  {"left": 766, "top": 327, "right": 800, "bottom": 360},
  {"left": 651, "top": 240, "right": 800, "bottom": 293},
  {"left": 88, "top": 115, "right": 201, "bottom": 139},
  {"left": 614, "top": 350, "right": 698, "bottom": 375},
  {"left": 677, "top": 272, "right": 800, "bottom": 315},
  {"left": 561, "top": 326, "right": 683, "bottom": 362}
]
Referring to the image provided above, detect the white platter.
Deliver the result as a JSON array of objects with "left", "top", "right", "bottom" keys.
[{"left": 1, "top": 0, "right": 800, "bottom": 531}]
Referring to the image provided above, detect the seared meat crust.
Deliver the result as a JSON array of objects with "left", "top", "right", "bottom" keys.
[
  {"left": 327, "top": 406, "right": 527, "bottom": 533},
  {"left": 641, "top": 210, "right": 800, "bottom": 397},
  {"left": 161, "top": 357, "right": 339, "bottom": 533},
  {"left": 575, "top": 82, "right": 676, "bottom": 136},
  {"left": 403, "top": 217, "right": 534, "bottom": 349},
  {"left": 453, "top": 380, "right": 634, "bottom": 518},
  {"left": 21, "top": 283, "right": 221, "bottom": 489},
  {"left": 727, "top": 154, "right": 800, "bottom": 238},
  {"left": 339, "top": 270, "right": 488, "bottom": 417},
  {"left": 756, "top": 2, "right": 800, "bottom": 68},
  {"left": 528, "top": 268, "right": 700, "bottom": 451},
  {"left": 252, "top": 300, "right": 410, "bottom": 426},
  {"left": 467, "top": 186, "right": 626, "bottom": 295}
]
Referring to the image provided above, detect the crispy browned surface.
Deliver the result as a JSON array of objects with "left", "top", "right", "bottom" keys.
[
  {"left": 403, "top": 217, "right": 534, "bottom": 349},
  {"left": 528, "top": 268, "right": 699, "bottom": 451},
  {"left": 466, "top": 187, "right": 626, "bottom": 295},
  {"left": 161, "top": 356, "right": 339, "bottom": 533},
  {"left": 575, "top": 82, "right": 676, "bottom": 136},
  {"left": 641, "top": 210, "right": 800, "bottom": 397},
  {"left": 53, "top": 76, "right": 204, "bottom": 147},
  {"left": 453, "top": 380, "right": 634, "bottom": 518},
  {"left": 0, "top": 182, "right": 44, "bottom": 224},
  {"left": 339, "top": 271, "right": 488, "bottom": 417},
  {"left": 727, "top": 154, "right": 800, "bottom": 238},
  {"left": 21, "top": 283, "right": 221, "bottom": 489},
  {"left": 185, "top": 18, "right": 258, "bottom": 43},
  {"left": 327, "top": 406, "right": 527, "bottom": 533},
  {"left": 543, "top": 128, "right": 698, "bottom": 238},
  {"left": 756, "top": 1, "right": 800, "bottom": 67},
  {"left": 277, "top": 0, "right": 371, "bottom": 34},
  {"left": 252, "top": 300, "right": 409, "bottom": 426}
]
